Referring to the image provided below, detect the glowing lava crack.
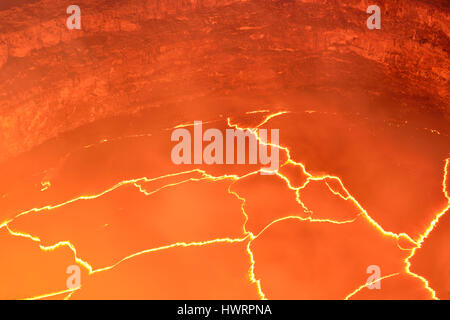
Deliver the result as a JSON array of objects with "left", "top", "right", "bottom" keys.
[{"left": 0, "top": 112, "right": 448, "bottom": 300}]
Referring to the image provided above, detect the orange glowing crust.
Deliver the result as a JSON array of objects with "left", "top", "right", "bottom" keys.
[
  {"left": 1, "top": 112, "right": 447, "bottom": 300},
  {"left": 403, "top": 158, "right": 450, "bottom": 300}
]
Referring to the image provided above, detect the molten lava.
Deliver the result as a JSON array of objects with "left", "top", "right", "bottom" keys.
[{"left": 0, "top": 0, "right": 448, "bottom": 300}]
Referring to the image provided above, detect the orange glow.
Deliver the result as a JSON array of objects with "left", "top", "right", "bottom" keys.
[{"left": 0, "top": 0, "right": 448, "bottom": 300}]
